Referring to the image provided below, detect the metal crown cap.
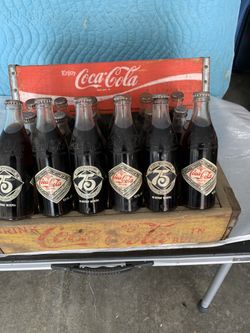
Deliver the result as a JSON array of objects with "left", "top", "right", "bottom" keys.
[
  {"left": 152, "top": 94, "right": 169, "bottom": 100},
  {"left": 54, "top": 97, "right": 68, "bottom": 105},
  {"left": 113, "top": 94, "right": 131, "bottom": 102},
  {"left": 140, "top": 92, "right": 153, "bottom": 103},
  {"left": 23, "top": 112, "right": 36, "bottom": 123},
  {"left": 193, "top": 91, "right": 210, "bottom": 100},
  {"left": 74, "top": 96, "right": 93, "bottom": 104},
  {"left": 90, "top": 96, "right": 98, "bottom": 105},
  {"left": 25, "top": 98, "right": 36, "bottom": 107},
  {"left": 174, "top": 105, "right": 188, "bottom": 114},
  {"left": 5, "top": 99, "right": 22, "bottom": 106},
  {"left": 54, "top": 111, "right": 67, "bottom": 122},
  {"left": 35, "top": 98, "right": 52, "bottom": 105},
  {"left": 171, "top": 91, "right": 184, "bottom": 100}
]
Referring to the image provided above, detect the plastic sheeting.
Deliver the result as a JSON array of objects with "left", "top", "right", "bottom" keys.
[{"left": 0, "top": 96, "right": 250, "bottom": 250}]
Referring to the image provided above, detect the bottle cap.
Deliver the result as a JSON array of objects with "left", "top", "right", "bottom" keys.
[
  {"left": 35, "top": 98, "right": 52, "bottom": 105},
  {"left": 23, "top": 112, "right": 36, "bottom": 123},
  {"left": 90, "top": 96, "right": 98, "bottom": 105},
  {"left": 193, "top": 91, "right": 210, "bottom": 100},
  {"left": 140, "top": 92, "right": 153, "bottom": 103},
  {"left": 152, "top": 94, "right": 169, "bottom": 100},
  {"left": 5, "top": 99, "right": 22, "bottom": 106},
  {"left": 54, "top": 97, "right": 68, "bottom": 105},
  {"left": 174, "top": 105, "right": 188, "bottom": 115},
  {"left": 74, "top": 96, "right": 93, "bottom": 104},
  {"left": 171, "top": 91, "right": 184, "bottom": 100},
  {"left": 113, "top": 94, "right": 131, "bottom": 102},
  {"left": 25, "top": 98, "right": 36, "bottom": 108},
  {"left": 54, "top": 111, "right": 67, "bottom": 123}
]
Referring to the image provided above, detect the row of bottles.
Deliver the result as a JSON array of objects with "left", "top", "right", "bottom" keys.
[{"left": 0, "top": 91, "right": 217, "bottom": 220}]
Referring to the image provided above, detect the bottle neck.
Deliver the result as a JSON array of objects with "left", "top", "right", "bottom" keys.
[
  {"left": 55, "top": 103, "right": 68, "bottom": 113},
  {"left": 36, "top": 104, "right": 57, "bottom": 132},
  {"left": 114, "top": 100, "right": 133, "bottom": 128},
  {"left": 152, "top": 99, "right": 171, "bottom": 129},
  {"left": 4, "top": 104, "right": 24, "bottom": 133},
  {"left": 192, "top": 99, "right": 211, "bottom": 126},
  {"left": 75, "top": 103, "right": 95, "bottom": 131}
]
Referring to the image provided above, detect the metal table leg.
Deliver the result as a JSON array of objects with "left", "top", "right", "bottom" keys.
[{"left": 198, "top": 263, "right": 233, "bottom": 313}]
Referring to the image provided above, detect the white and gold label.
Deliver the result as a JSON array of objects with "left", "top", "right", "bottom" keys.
[
  {"left": 109, "top": 162, "right": 142, "bottom": 200},
  {"left": 146, "top": 161, "right": 176, "bottom": 195},
  {"left": 182, "top": 158, "right": 217, "bottom": 196}
]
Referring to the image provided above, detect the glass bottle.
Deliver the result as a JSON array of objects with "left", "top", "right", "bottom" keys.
[
  {"left": 25, "top": 98, "right": 36, "bottom": 112},
  {"left": 33, "top": 98, "right": 73, "bottom": 217},
  {"left": 54, "top": 111, "right": 71, "bottom": 145},
  {"left": 54, "top": 96, "right": 75, "bottom": 130},
  {"left": 108, "top": 95, "right": 142, "bottom": 212},
  {"left": 69, "top": 97, "right": 107, "bottom": 214},
  {"left": 23, "top": 112, "right": 37, "bottom": 141},
  {"left": 139, "top": 93, "right": 153, "bottom": 135},
  {"left": 172, "top": 105, "right": 188, "bottom": 143},
  {"left": 181, "top": 92, "right": 218, "bottom": 209},
  {"left": 144, "top": 94, "right": 178, "bottom": 211},
  {"left": 0, "top": 100, "right": 34, "bottom": 220}
]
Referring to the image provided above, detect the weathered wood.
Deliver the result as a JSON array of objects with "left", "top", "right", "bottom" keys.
[{"left": 0, "top": 165, "right": 240, "bottom": 254}]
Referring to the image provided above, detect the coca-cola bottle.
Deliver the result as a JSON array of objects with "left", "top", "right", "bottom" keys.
[
  {"left": 25, "top": 98, "right": 36, "bottom": 112},
  {"left": 134, "top": 92, "right": 153, "bottom": 135},
  {"left": 181, "top": 92, "right": 218, "bottom": 209},
  {"left": 108, "top": 95, "right": 142, "bottom": 212},
  {"left": 23, "top": 112, "right": 37, "bottom": 141},
  {"left": 54, "top": 111, "right": 71, "bottom": 145},
  {"left": 54, "top": 97, "right": 75, "bottom": 130},
  {"left": 170, "top": 91, "right": 184, "bottom": 119},
  {"left": 171, "top": 91, "right": 184, "bottom": 108},
  {"left": 172, "top": 105, "right": 188, "bottom": 143},
  {"left": 33, "top": 98, "right": 73, "bottom": 216},
  {"left": 141, "top": 93, "right": 153, "bottom": 135},
  {"left": 144, "top": 94, "right": 178, "bottom": 211},
  {"left": 0, "top": 100, "right": 34, "bottom": 220},
  {"left": 70, "top": 97, "right": 107, "bottom": 214},
  {"left": 90, "top": 96, "right": 106, "bottom": 141}
]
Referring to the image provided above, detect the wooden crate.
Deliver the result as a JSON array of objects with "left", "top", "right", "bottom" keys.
[{"left": 0, "top": 165, "right": 240, "bottom": 255}]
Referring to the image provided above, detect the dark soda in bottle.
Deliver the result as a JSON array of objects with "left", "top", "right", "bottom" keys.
[
  {"left": 0, "top": 100, "right": 34, "bottom": 220},
  {"left": 70, "top": 97, "right": 107, "bottom": 214},
  {"left": 108, "top": 95, "right": 142, "bottom": 212},
  {"left": 144, "top": 94, "right": 178, "bottom": 211},
  {"left": 54, "top": 111, "right": 71, "bottom": 145},
  {"left": 139, "top": 93, "right": 153, "bottom": 136},
  {"left": 170, "top": 91, "right": 184, "bottom": 120},
  {"left": 33, "top": 98, "right": 73, "bottom": 217},
  {"left": 172, "top": 105, "right": 188, "bottom": 143},
  {"left": 54, "top": 97, "right": 75, "bottom": 130},
  {"left": 23, "top": 112, "right": 37, "bottom": 141},
  {"left": 181, "top": 92, "right": 218, "bottom": 209}
]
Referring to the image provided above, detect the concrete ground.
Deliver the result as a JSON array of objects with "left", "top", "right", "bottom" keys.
[
  {"left": 0, "top": 73, "right": 250, "bottom": 333},
  {"left": 0, "top": 264, "right": 250, "bottom": 333}
]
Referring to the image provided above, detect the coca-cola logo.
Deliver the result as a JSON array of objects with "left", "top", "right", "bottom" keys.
[
  {"left": 182, "top": 158, "right": 217, "bottom": 196},
  {"left": 35, "top": 166, "right": 71, "bottom": 204},
  {"left": 75, "top": 65, "right": 141, "bottom": 90},
  {"left": 189, "top": 167, "right": 213, "bottom": 185},
  {"left": 37, "top": 175, "right": 62, "bottom": 192},
  {"left": 111, "top": 171, "right": 135, "bottom": 189}
]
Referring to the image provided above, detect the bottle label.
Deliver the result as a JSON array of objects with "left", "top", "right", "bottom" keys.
[
  {"left": 35, "top": 166, "right": 71, "bottom": 204},
  {"left": 146, "top": 161, "right": 176, "bottom": 195},
  {"left": 109, "top": 162, "right": 142, "bottom": 200},
  {"left": 0, "top": 166, "right": 24, "bottom": 202},
  {"left": 73, "top": 166, "right": 103, "bottom": 200},
  {"left": 182, "top": 158, "right": 217, "bottom": 196}
]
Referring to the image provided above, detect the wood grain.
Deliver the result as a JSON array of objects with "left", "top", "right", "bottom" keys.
[{"left": 0, "top": 165, "right": 240, "bottom": 254}]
